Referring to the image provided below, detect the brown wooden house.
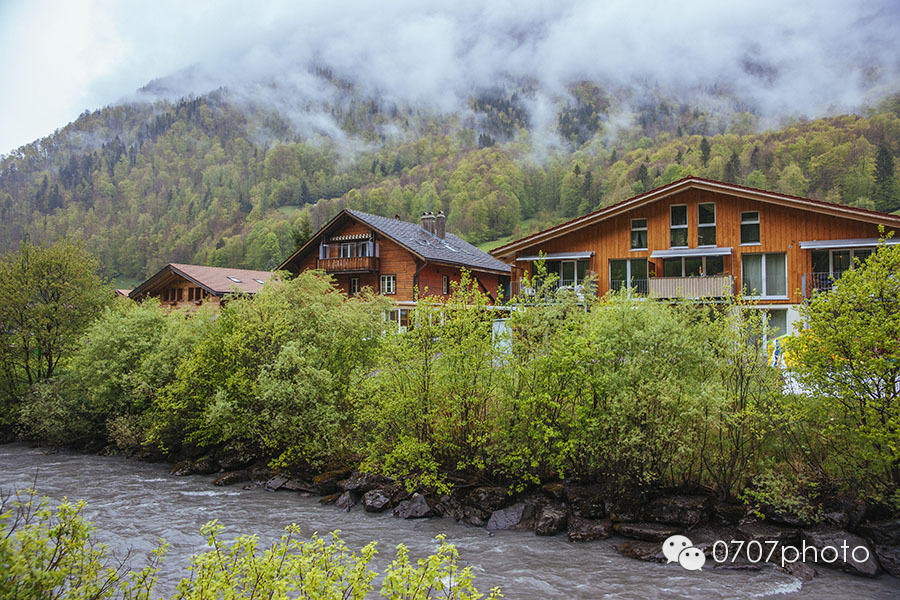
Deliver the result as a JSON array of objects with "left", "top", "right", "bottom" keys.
[
  {"left": 490, "top": 177, "right": 900, "bottom": 337},
  {"left": 129, "top": 263, "right": 273, "bottom": 310},
  {"left": 278, "top": 209, "right": 511, "bottom": 326}
]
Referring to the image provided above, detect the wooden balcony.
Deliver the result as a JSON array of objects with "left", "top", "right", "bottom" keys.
[
  {"left": 316, "top": 256, "right": 379, "bottom": 273},
  {"left": 649, "top": 275, "right": 735, "bottom": 299}
]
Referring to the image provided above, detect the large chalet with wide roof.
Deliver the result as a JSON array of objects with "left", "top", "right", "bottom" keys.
[
  {"left": 278, "top": 209, "right": 510, "bottom": 326},
  {"left": 490, "top": 177, "right": 900, "bottom": 337},
  {"left": 129, "top": 263, "right": 273, "bottom": 310}
]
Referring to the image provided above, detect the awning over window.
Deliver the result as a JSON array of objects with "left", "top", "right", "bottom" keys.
[
  {"left": 650, "top": 247, "right": 733, "bottom": 258},
  {"left": 799, "top": 238, "right": 899, "bottom": 250},
  {"left": 517, "top": 251, "right": 594, "bottom": 261}
]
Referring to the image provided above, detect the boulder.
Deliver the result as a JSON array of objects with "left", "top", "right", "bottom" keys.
[
  {"left": 465, "top": 487, "right": 510, "bottom": 514},
  {"left": 606, "top": 499, "right": 641, "bottom": 523},
  {"left": 535, "top": 504, "right": 568, "bottom": 536},
  {"left": 567, "top": 517, "right": 613, "bottom": 542},
  {"left": 281, "top": 478, "right": 317, "bottom": 493},
  {"left": 363, "top": 488, "right": 393, "bottom": 513},
  {"left": 738, "top": 520, "right": 801, "bottom": 548},
  {"left": 777, "top": 561, "right": 817, "bottom": 582},
  {"left": 711, "top": 502, "right": 747, "bottom": 525},
  {"left": 857, "top": 519, "right": 900, "bottom": 577},
  {"left": 319, "top": 493, "right": 341, "bottom": 505},
  {"left": 644, "top": 495, "right": 708, "bottom": 527},
  {"left": 264, "top": 475, "right": 289, "bottom": 491},
  {"left": 615, "top": 541, "right": 666, "bottom": 563},
  {"left": 335, "top": 491, "right": 358, "bottom": 512},
  {"left": 564, "top": 483, "right": 606, "bottom": 519},
  {"left": 613, "top": 522, "right": 681, "bottom": 542},
  {"left": 170, "top": 460, "right": 193, "bottom": 476},
  {"left": 486, "top": 503, "right": 527, "bottom": 531},
  {"left": 213, "top": 470, "right": 250, "bottom": 486},
  {"left": 312, "top": 467, "right": 354, "bottom": 495},
  {"left": 190, "top": 457, "right": 220, "bottom": 475},
  {"left": 540, "top": 482, "right": 566, "bottom": 501},
  {"left": 338, "top": 471, "right": 388, "bottom": 494},
  {"left": 801, "top": 527, "right": 880, "bottom": 577},
  {"left": 393, "top": 493, "right": 435, "bottom": 519}
]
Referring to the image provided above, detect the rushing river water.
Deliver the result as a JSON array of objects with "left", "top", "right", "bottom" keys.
[{"left": 1, "top": 444, "right": 897, "bottom": 599}]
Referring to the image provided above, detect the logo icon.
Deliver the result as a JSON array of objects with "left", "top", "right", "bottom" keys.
[{"left": 662, "top": 534, "right": 706, "bottom": 571}]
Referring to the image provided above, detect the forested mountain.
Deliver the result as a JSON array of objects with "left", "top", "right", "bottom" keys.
[{"left": 1, "top": 79, "right": 898, "bottom": 284}]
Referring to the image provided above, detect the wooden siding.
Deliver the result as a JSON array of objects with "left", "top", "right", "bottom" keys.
[{"left": 505, "top": 187, "right": 896, "bottom": 305}]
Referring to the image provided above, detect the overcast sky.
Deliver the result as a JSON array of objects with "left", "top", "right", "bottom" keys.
[{"left": 1, "top": 0, "right": 897, "bottom": 156}]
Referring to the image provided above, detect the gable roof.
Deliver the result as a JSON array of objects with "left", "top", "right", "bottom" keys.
[
  {"left": 278, "top": 209, "right": 510, "bottom": 274},
  {"left": 490, "top": 176, "right": 900, "bottom": 260},
  {"left": 129, "top": 263, "right": 273, "bottom": 299}
]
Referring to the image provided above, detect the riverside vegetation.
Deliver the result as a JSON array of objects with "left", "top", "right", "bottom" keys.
[{"left": 1, "top": 238, "right": 899, "bottom": 581}]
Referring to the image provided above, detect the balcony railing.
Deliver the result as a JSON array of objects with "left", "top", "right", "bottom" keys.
[
  {"left": 648, "top": 275, "right": 735, "bottom": 299},
  {"left": 316, "top": 256, "right": 379, "bottom": 273},
  {"left": 610, "top": 279, "right": 650, "bottom": 295},
  {"left": 808, "top": 271, "right": 846, "bottom": 294}
]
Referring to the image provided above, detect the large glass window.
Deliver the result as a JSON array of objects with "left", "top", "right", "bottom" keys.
[
  {"left": 742, "top": 253, "right": 786, "bottom": 297},
  {"left": 535, "top": 259, "right": 589, "bottom": 288},
  {"left": 662, "top": 255, "right": 725, "bottom": 277},
  {"left": 670, "top": 205, "right": 688, "bottom": 247},
  {"left": 698, "top": 203, "right": 716, "bottom": 246},
  {"left": 380, "top": 274, "right": 396, "bottom": 295},
  {"left": 610, "top": 258, "right": 648, "bottom": 294},
  {"left": 631, "top": 218, "right": 648, "bottom": 250},
  {"left": 810, "top": 247, "right": 873, "bottom": 291},
  {"left": 740, "top": 212, "right": 760, "bottom": 244}
]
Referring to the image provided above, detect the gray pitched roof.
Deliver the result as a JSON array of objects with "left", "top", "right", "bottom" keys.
[{"left": 345, "top": 209, "right": 510, "bottom": 274}]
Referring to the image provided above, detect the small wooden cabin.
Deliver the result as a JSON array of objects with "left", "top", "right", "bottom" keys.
[
  {"left": 129, "top": 263, "right": 273, "bottom": 310},
  {"left": 278, "top": 209, "right": 511, "bottom": 324},
  {"left": 490, "top": 177, "right": 900, "bottom": 336}
]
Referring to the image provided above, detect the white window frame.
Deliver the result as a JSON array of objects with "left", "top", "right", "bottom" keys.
[
  {"left": 380, "top": 274, "right": 396, "bottom": 295},
  {"left": 740, "top": 211, "right": 761, "bottom": 246},
  {"left": 662, "top": 255, "right": 725, "bottom": 277},
  {"left": 442, "top": 274, "right": 450, "bottom": 295},
  {"left": 697, "top": 203, "right": 716, "bottom": 247},
  {"left": 349, "top": 277, "right": 360, "bottom": 295},
  {"left": 812, "top": 248, "right": 873, "bottom": 276},
  {"left": 670, "top": 204, "right": 688, "bottom": 248},
  {"left": 742, "top": 253, "right": 787, "bottom": 299},
  {"left": 630, "top": 218, "right": 648, "bottom": 250},
  {"left": 609, "top": 258, "right": 648, "bottom": 291}
]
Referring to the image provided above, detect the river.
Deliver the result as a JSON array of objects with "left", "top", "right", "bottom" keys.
[{"left": 1, "top": 444, "right": 897, "bottom": 599}]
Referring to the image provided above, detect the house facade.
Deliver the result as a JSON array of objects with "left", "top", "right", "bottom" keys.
[
  {"left": 129, "top": 263, "right": 273, "bottom": 310},
  {"left": 490, "top": 177, "right": 900, "bottom": 337},
  {"left": 278, "top": 209, "right": 511, "bottom": 326}
]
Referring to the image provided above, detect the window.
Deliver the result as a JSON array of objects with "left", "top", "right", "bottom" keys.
[
  {"left": 662, "top": 255, "right": 724, "bottom": 277},
  {"left": 386, "top": 308, "right": 411, "bottom": 331},
  {"left": 670, "top": 205, "right": 687, "bottom": 247},
  {"left": 380, "top": 274, "right": 396, "bottom": 295},
  {"left": 442, "top": 275, "right": 450, "bottom": 295},
  {"left": 253, "top": 278, "right": 265, "bottom": 284},
  {"left": 188, "top": 288, "right": 194, "bottom": 301},
  {"left": 766, "top": 309, "right": 788, "bottom": 339},
  {"left": 610, "top": 258, "right": 648, "bottom": 293},
  {"left": 227, "top": 276, "right": 242, "bottom": 283},
  {"left": 698, "top": 203, "right": 716, "bottom": 246},
  {"left": 536, "top": 259, "right": 589, "bottom": 288},
  {"left": 357, "top": 242, "right": 370, "bottom": 257},
  {"left": 349, "top": 277, "right": 359, "bottom": 295},
  {"left": 742, "top": 253, "right": 786, "bottom": 297},
  {"left": 740, "top": 212, "right": 760, "bottom": 245},
  {"left": 631, "top": 218, "right": 648, "bottom": 250},
  {"left": 810, "top": 248, "right": 873, "bottom": 291}
]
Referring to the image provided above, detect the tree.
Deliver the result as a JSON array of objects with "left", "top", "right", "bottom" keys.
[
  {"left": 0, "top": 240, "right": 111, "bottom": 417},
  {"left": 785, "top": 239, "right": 900, "bottom": 504},
  {"left": 291, "top": 211, "right": 314, "bottom": 250},
  {"left": 700, "top": 137, "right": 711, "bottom": 167},
  {"left": 724, "top": 150, "right": 741, "bottom": 183},
  {"left": 874, "top": 146, "right": 896, "bottom": 212}
]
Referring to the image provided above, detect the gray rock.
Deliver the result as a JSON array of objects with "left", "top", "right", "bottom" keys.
[
  {"left": 616, "top": 540, "right": 666, "bottom": 563},
  {"left": 338, "top": 471, "right": 387, "bottom": 494},
  {"left": 312, "top": 467, "right": 353, "bottom": 495},
  {"left": 645, "top": 495, "right": 708, "bottom": 527},
  {"left": 393, "top": 493, "right": 435, "bottom": 519},
  {"left": 801, "top": 527, "right": 880, "bottom": 577},
  {"left": 363, "top": 488, "right": 393, "bottom": 513},
  {"left": 264, "top": 475, "right": 289, "bottom": 491},
  {"left": 281, "top": 478, "right": 316, "bottom": 493},
  {"left": 213, "top": 470, "right": 250, "bottom": 486},
  {"left": 711, "top": 502, "right": 746, "bottom": 525},
  {"left": 486, "top": 503, "right": 526, "bottom": 531},
  {"left": 777, "top": 560, "right": 817, "bottom": 582},
  {"left": 535, "top": 504, "right": 568, "bottom": 536},
  {"left": 335, "top": 491, "right": 357, "bottom": 512},
  {"left": 567, "top": 517, "right": 613, "bottom": 542},
  {"left": 465, "top": 487, "right": 510, "bottom": 514},
  {"left": 564, "top": 483, "right": 606, "bottom": 519},
  {"left": 857, "top": 519, "right": 900, "bottom": 577},
  {"left": 738, "top": 520, "right": 801, "bottom": 548},
  {"left": 613, "top": 522, "right": 681, "bottom": 542}
]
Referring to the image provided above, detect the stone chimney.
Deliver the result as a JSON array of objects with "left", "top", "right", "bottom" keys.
[
  {"left": 434, "top": 210, "right": 446, "bottom": 239},
  {"left": 421, "top": 211, "right": 435, "bottom": 234}
]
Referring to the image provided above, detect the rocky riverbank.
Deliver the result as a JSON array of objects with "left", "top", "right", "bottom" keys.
[{"left": 167, "top": 457, "right": 900, "bottom": 584}]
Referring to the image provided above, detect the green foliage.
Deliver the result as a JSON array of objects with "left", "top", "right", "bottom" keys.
[
  {"left": 0, "top": 239, "right": 111, "bottom": 426},
  {"left": 784, "top": 239, "right": 900, "bottom": 504}
]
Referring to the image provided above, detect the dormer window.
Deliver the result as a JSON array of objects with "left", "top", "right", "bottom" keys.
[{"left": 227, "top": 276, "right": 242, "bottom": 283}]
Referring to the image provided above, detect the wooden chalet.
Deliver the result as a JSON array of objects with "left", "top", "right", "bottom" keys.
[
  {"left": 278, "top": 209, "right": 511, "bottom": 326},
  {"left": 129, "top": 263, "right": 273, "bottom": 310},
  {"left": 490, "top": 177, "right": 900, "bottom": 337}
]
